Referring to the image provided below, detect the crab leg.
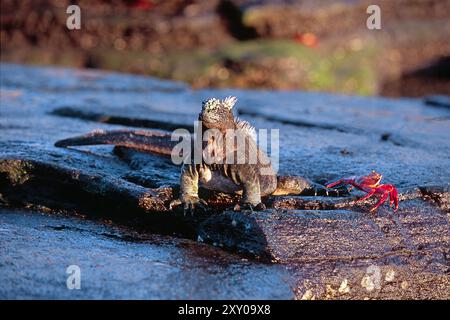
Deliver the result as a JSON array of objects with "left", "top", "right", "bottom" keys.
[
  {"left": 355, "top": 188, "right": 376, "bottom": 202},
  {"left": 326, "top": 178, "right": 352, "bottom": 189},
  {"left": 389, "top": 187, "right": 399, "bottom": 211},
  {"left": 370, "top": 191, "right": 389, "bottom": 212}
]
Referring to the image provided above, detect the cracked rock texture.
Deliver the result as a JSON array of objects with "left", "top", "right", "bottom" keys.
[{"left": 0, "top": 63, "right": 449, "bottom": 299}]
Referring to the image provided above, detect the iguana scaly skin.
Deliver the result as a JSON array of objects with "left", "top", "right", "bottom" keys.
[
  {"left": 170, "top": 96, "right": 277, "bottom": 212},
  {"left": 55, "top": 96, "right": 344, "bottom": 213}
]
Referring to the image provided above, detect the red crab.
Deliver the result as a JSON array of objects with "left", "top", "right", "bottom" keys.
[{"left": 326, "top": 171, "right": 398, "bottom": 212}]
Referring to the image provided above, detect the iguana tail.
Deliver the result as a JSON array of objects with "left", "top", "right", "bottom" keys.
[
  {"left": 56, "top": 131, "right": 348, "bottom": 197},
  {"left": 55, "top": 130, "right": 179, "bottom": 157},
  {"left": 274, "top": 175, "right": 347, "bottom": 197}
]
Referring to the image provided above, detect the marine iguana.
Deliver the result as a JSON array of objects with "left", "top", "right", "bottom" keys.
[{"left": 55, "top": 96, "right": 344, "bottom": 213}]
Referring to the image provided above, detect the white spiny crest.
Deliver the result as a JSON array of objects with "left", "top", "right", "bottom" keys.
[
  {"left": 202, "top": 96, "right": 237, "bottom": 112},
  {"left": 222, "top": 96, "right": 237, "bottom": 110},
  {"left": 235, "top": 117, "right": 256, "bottom": 141},
  {"left": 202, "top": 98, "right": 220, "bottom": 112}
]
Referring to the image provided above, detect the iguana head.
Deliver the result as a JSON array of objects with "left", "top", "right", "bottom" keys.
[{"left": 199, "top": 96, "right": 237, "bottom": 129}]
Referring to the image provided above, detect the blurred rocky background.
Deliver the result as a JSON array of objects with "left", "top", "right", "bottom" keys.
[{"left": 1, "top": 0, "right": 450, "bottom": 96}]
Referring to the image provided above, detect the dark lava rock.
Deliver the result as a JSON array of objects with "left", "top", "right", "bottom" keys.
[
  {"left": 0, "top": 209, "right": 293, "bottom": 299},
  {"left": 0, "top": 63, "right": 449, "bottom": 299}
]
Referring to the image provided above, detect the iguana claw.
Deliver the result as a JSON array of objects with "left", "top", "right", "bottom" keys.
[
  {"left": 233, "top": 202, "right": 266, "bottom": 212},
  {"left": 170, "top": 196, "right": 208, "bottom": 216}
]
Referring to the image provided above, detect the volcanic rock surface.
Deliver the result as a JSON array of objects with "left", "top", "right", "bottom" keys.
[{"left": 0, "top": 63, "right": 449, "bottom": 299}]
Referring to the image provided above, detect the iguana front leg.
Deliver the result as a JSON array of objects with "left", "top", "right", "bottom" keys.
[
  {"left": 170, "top": 163, "right": 207, "bottom": 214},
  {"left": 234, "top": 166, "right": 266, "bottom": 211}
]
